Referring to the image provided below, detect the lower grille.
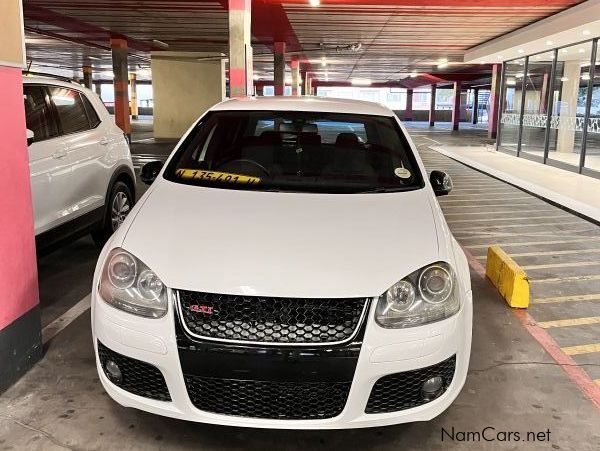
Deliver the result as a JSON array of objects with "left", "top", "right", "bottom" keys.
[
  {"left": 97, "top": 341, "right": 171, "bottom": 401},
  {"left": 365, "top": 355, "right": 456, "bottom": 414},
  {"left": 184, "top": 375, "right": 350, "bottom": 420},
  {"left": 177, "top": 290, "right": 368, "bottom": 345}
]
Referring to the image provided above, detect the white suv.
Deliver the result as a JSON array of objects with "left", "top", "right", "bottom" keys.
[
  {"left": 23, "top": 75, "right": 135, "bottom": 250},
  {"left": 92, "top": 97, "right": 471, "bottom": 429}
]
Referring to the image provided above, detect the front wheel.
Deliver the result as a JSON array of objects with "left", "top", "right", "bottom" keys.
[{"left": 92, "top": 181, "right": 133, "bottom": 247}]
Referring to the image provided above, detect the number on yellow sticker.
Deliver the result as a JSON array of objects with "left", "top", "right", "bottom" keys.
[{"left": 175, "top": 169, "right": 261, "bottom": 184}]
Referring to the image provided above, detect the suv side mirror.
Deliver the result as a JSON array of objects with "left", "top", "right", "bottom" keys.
[
  {"left": 26, "top": 129, "right": 34, "bottom": 146},
  {"left": 430, "top": 170, "right": 452, "bottom": 196},
  {"left": 140, "top": 161, "right": 164, "bottom": 185}
]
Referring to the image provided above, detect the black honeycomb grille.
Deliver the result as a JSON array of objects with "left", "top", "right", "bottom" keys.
[
  {"left": 365, "top": 355, "right": 456, "bottom": 414},
  {"left": 97, "top": 341, "right": 171, "bottom": 401},
  {"left": 177, "top": 290, "right": 368, "bottom": 344},
  {"left": 184, "top": 375, "right": 350, "bottom": 419}
]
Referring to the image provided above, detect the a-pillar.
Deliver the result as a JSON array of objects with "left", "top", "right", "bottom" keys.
[
  {"left": 429, "top": 84, "right": 436, "bottom": 126},
  {"left": 472, "top": 88, "right": 479, "bottom": 124},
  {"left": 228, "top": 0, "right": 252, "bottom": 97},
  {"left": 274, "top": 41, "right": 286, "bottom": 96},
  {"left": 452, "top": 81, "right": 462, "bottom": 131},
  {"left": 291, "top": 57, "right": 300, "bottom": 96},
  {"left": 557, "top": 60, "right": 582, "bottom": 153},
  {"left": 0, "top": 0, "right": 41, "bottom": 392},
  {"left": 129, "top": 73, "right": 138, "bottom": 120},
  {"left": 110, "top": 37, "right": 131, "bottom": 140},
  {"left": 152, "top": 52, "right": 225, "bottom": 139},
  {"left": 405, "top": 88, "right": 413, "bottom": 121},
  {"left": 488, "top": 63, "right": 501, "bottom": 139},
  {"left": 83, "top": 65, "right": 93, "bottom": 90}
]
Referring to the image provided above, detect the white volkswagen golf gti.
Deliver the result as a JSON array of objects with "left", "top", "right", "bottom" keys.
[{"left": 92, "top": 96, "right": 472, "bottom": 429}]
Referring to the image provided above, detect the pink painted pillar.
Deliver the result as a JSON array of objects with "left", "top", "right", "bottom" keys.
[
  {"left": 488, "top": 63, "right": 501, "bottom": 139},
  {"left": 452, "top": 81, "right": 462, "bottom": 131},
  {"left": 0, "top": 1, "right": 41, "bottom": 392},
  {"left": 228, "top": 0, "right": 252, "bottom": 97},
  {"left": 291, "top": 57, "right": 300, "bottom": 96}
]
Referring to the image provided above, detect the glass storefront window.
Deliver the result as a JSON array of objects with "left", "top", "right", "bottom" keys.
[
  {"left": 499, "top": 58, "right": 526, "bottom": 154},
  {"left": 520, "top": 52, "right": 554, "bottom": 159},
  {"left": 583, "top": 42, "right": 600, "bottom": 174},
  {"left": 546, "top": 41, "right": 593, "bottom": 169}
]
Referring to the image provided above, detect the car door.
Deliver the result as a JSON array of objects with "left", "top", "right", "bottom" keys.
[
  {"left": 23, "top": 84, "right": 71, "bottom": 235},
  {"left": 47, "top": 86, "right": 106, "bottom": 221}
]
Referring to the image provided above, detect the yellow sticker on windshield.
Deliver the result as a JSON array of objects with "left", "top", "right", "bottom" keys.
[{"left": 175, "top": 169, "right": 261, "bottom": 184}]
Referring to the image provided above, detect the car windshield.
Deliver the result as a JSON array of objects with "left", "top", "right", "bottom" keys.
[{"left": 164, "top": 110, "right": 424, "bottom": 193}]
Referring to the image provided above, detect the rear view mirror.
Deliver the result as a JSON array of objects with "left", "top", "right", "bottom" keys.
[
  {"left": 430, "top": 170, "right": 452, "bottom": 196},
  {"left": 26, "top": 129, "right": 34, "bottom": 146},
  {"left": 140, "top": 161, "right": 164, "bottom": 185}
]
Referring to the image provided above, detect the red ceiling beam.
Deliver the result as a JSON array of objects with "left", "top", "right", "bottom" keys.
[
  {"left": 23, "top": 4, "right": 159, "bottom": 52},
  {"left": 262, "top": 0, "right": 580, "bottom": 6}
]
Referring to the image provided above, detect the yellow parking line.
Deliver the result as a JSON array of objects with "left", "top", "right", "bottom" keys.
[
  {"left": 465, "top": 237, "right": 600, "bottom": 249},
  {"left": 537, "top": 316, "right": 600, "bottom": 328},
  {"left": 524, "top": 261, "right": 600, "bottom": 270},
  {"left": 448, "top": 215, "right": 567, "bottom": 224},
  {"left": 532, "top": 293, "right": 600, "bottom": 304},
  {"left": 452, "top": 220, "right": 583, "bottom": 231},
  {"left": 561, "top": 343, "right": 600, "bottom": 356},
  {"left": 531, "top": 274, "right": 600, "bottom": 284}
]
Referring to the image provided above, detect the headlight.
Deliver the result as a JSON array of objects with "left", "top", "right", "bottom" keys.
[
  {"left": 375, "top": 262, "right": 459, "bottom": 328},
  {"left": 99, "top": 248, "right": 168, "bottom": 318}
]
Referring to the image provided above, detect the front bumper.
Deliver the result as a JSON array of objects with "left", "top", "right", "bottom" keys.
[{"left": 91, "top": 290, "right": 472, "bottom": 429}]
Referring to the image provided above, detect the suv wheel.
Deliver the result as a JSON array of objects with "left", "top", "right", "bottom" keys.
[{"left": 92, "top": 181, "right": 133, "bottom": 247}]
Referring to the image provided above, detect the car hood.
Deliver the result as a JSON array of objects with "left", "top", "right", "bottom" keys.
[{"left": 122, "top": 180, "right": 442, "bottom": 298}]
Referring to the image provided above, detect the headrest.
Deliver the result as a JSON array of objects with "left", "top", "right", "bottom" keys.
[
  {"left": 259, "top": 131, "right": 282, "bottom": 145},
  {"left": 302, "top": 123, "right": 318, "bottom": 133},
  {"left": 335, "top": 132, "right": 360, "bottom": 147}
]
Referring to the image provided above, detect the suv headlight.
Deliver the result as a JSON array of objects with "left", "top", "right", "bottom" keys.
[
  {"left": 375, "top": 262, "right": 459, "bottom": 328},
  {"left": 99, "top": 248, "right": 168, "bottom": 318}
]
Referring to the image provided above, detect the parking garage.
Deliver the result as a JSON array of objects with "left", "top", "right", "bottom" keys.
[{"left": 1, "top": 0, "right": 600, "bottom": 449}]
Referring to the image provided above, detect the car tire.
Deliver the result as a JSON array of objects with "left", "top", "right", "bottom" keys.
[{"left": 92, "top": 181, "right": 133, "bottom": 248}]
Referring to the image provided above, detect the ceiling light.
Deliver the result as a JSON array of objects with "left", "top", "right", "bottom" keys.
[
  {"left": 253, "top": 74, "right": 260, "bottom": 80},
  {"left": 506, "top": 77, "right": 516, "bottom": 86},
  {"left": 560, "top": 76, "right": 569, "bottom": 82},
  {"left": 496, "top": 55, "right": 503, "bottom": 60},
  {"left": 351, "top": 78, "right": 371, "bottom": 86},
  {"left": 309, "top": 0, "right": 320, "bottom": 6},
  {"left": 152, "top": 39, "right": 169, "bottom": 49},
  {"left": 409, "top": 72, "right": 417, "bottom": 78},
  {"left": 582, "top": 29, "right": 591, "bottom": 35},
  {"left": 535, "top": 55, "right": 541, "bottom": 59},
  {"left": 546, "top": 40, "right": 553, "bottom": 46},
  {"left": 321, "top": 57, "right": 327, "bottom": 67},
  {"left": 518, "top": 49, "right": 524, "bottom": 54},
  {"left": 579, "top": 48, "right": 585, "bottom": 53},
  {"left": 561, "top": 49, "right": 568, "bottom": 53},
  {"left": 581, "top": 74, "right": 590, "bottom": 81}
]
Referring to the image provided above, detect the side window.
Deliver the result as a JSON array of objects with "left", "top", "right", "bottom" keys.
[
  {"left": 23, "top": 85, "right": 58, "bottom": 142},
  {"left": 81, "top": 94, "right": 101, "bottom": 128},
  {"left": 48, "top": 87, "right": 90, "bottom": 135}
]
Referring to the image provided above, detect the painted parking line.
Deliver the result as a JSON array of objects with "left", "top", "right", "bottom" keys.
[
  {"left": 538, "top": 316, "right": 600, "bottom": 329},
  {"left": 440, "top": 197, "right": 534, "bottom": 202},
  {"left": 452, "top": 220, "right": 584, "bottom": 231},
  {"left": 448, "top": 215, "right": 569, "bottom": 224},
  {"left": 532, "top": 293, "right": 600, "bottom": 304},
  {"left": 524, "top": 261, "right": 600, "bottom": 271},
  {"left": 443, "top": 209, "right": 555, "bottom": 216},
  {"left": 475, "top": 248, "right": 600, "bottom": 259},
  {"left": 465, "top": 237, "right": 600, "bottom": 249},
  {"left": 42, "top": 294, "right": 91, "bottom": 345},
  {"left": 531, "top": 274, "right": 600, "bottom": 284},
  {"left": 562, "top": 343, "right": 600, "bottom": 356}
]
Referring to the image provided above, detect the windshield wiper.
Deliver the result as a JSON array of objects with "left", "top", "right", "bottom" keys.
[{"left": 356, "top": 187, "right": 415, "bottom": 194}]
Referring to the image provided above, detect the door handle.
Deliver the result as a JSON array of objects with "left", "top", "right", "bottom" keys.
[
  {"left": 52, "top": 148, "right": 67, "bottom": 159},
  {"left": 99, "top": 137, "right": 110, "bottom": 146}
]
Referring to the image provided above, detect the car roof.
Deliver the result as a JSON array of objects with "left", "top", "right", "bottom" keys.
[
  {"left": 210, "top": 96, "right": 395, "bottom": 117},
  {"left": 22, "top": 75, "right": 86, "bottom": 91}
]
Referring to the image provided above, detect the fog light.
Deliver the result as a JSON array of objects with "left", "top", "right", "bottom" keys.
[
  {"left": 105, "top": 360, "right": 122, "bottom": 384},
  {"left": 421, "top": 376, "right": 443, "bottom": 401}
]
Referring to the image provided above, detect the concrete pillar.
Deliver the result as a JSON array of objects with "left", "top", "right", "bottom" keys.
[
  {"left": 291, "top": 57, "right": 300, "bottom": 96},
  {"left": 110, "top": 37, "right": 131, "bottom": 140},
  {"left": 429, "top": 84, "right": 436, "bottom": 126},
  {"left": 255, "top": 85, "right": 264, "bottom": 96},
  {"left": 301, "top": 71, "right": 307, "bottom": 95},
  {"left": 228, "top": 0, "right": 252, "bottom": 97},
  {"left": 405, "top": 88, "right": 413, "bottom": 121},
  {"left": 151, "top": 52, "right": 225, "bottom": 139},
  {"left": 488, "top": 63, "right": 501, "bottom": 139},
  {"left": 557, "top": 60, "right": 582, "bottom": 153},
  {"left": 129, "top": 73, "right": 138, "bottom": 120},
  {"left": 452, "top": 82, "right": 462, "bottom": 131},
  {"left": 305, "top": 75, "right": 313, "bottom": 97},
  {"left": 0, "top": 0, "right": 41, "bottom": 392},
  {"left": 94, "top": 82, "right": 102, "bottom": 97},
  {"left": 82, "top": 65, "right": 93, "bottom": 90},
  {"left": 274, "top": 41, "right": 285, "bottom": 96},
  {"left": 539, "top": 73, "right": 549, "bottom": 114},
  {"left": 472, "top": 88, "right": 479, "bottom": 124}
]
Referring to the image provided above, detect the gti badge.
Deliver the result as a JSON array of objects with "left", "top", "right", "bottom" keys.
[{"left": 189, "top": 305, "right": 214, "bottom": 315}]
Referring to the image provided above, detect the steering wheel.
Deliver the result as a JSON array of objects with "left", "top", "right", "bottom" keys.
[{"left": 217, "top": 159, "right": 271, "bottom": 177}]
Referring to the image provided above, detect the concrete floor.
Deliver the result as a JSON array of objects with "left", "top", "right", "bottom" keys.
[{"left": 1, "top": 122, "right": 599, "bottom": 450}]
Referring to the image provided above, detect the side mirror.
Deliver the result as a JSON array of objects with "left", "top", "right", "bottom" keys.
[
  {"left": 430, "top": 170, "right": 452, "bottom": 196},
  {"left": 26, "top": 129, "right": 34, "bottom": 146},
  {"left": 140, "top": 161, "right": 164, "bottom": 185}
]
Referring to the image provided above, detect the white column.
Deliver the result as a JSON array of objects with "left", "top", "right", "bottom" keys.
[{"left": 557, "top": 60, "right": 582, "bottom": 153}]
